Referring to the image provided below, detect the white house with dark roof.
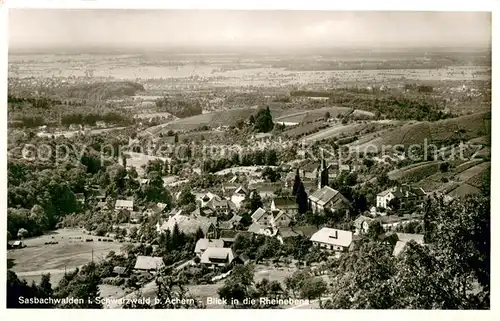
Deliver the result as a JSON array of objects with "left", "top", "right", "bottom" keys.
[
  {"left": 251, "top": 207, "right": 273, "bottom": 226},
  {"left": 115, "top": 199, "right": 134, "bottom": 212},
  {"left": 310, "top": 228, "right": 353, "bottom": 257},
  {"left": 200, "top": 247, "right": 236, "bottom": 268},
  {"left": 376, "top": 185, "right": 427, "bottom": 209},
  {"left": 308, "top": 186, "right": 351, "bottom": 214}
]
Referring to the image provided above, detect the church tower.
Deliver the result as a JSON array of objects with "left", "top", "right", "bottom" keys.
[{"left": 318, "top": 148, "right": 329, "bottom": 189}]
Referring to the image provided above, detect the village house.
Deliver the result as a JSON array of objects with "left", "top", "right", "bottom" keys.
[
  {"left": 251, "top": 207, "right": 273, "bottom": 226},
  {"left": 230, "top": 186, "right": 248, "bottom": 209},
  {"left": 309, "top": 186, "right": 351, "bottom": 215},
  {"left": 205, "top": 197, "right": 237, "bottom": 216},
  {"left": 373, "top": 214, "right": 423, "bottom": 232},
  {"left": 248, "top": 222, "right": 275, "bottom": 237},
  {"left": 353, "top": 215, "right": 374, "bottom": 235},
  {"left": 194, "top": 238, "right": 225, "bottom": 257},
  {"left": 218, "top": 214, "right": 243, "bottom": 231},
  {"left": 271, "top": 196, "right": 299, "bottom": 216},
  {"left": 115, "top": 199, "right": 134, "bottom": 212},
  {"left": 376, "top": 185, "right": 427, "bottom": 210},
  {"left": 200, "top": 247, "right": 236, "bottom": 268},
  {"left": 310, "top": 228, "right": 353, "bottom": 257},
  {"left": 144, "top": 202, "right": 168, "bottom": 217},
  {"left": 271, "top": 210, "right": 294, "bottom": 228},
  {"left": 133, "top": 256, "right": 165, "bottom": 273}
]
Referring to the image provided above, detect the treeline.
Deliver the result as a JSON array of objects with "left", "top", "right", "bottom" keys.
[
  {"left": 7, "top": 95, "right": 63, "bottom": 109},
  {"left": 9, "top": 104, "right": 135, "bottom": 128},
  {"left": 56, "top": 81, "right": 145, "bottom": 100},
  {"left": 323, "top": 194, "right": 490, "bottom": 309},
  {"left": 155, "top": 97, "right": 203, "bottom": 118},
  {"left": 60, "top": 111, "right": 133, "bottom": 126},
  {"left": 202, "top": 149, "right": 278, "bottom": 173}
]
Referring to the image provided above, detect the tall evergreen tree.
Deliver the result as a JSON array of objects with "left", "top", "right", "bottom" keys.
[
  {"left": 296, "top": 182, "right": 309, "bottom": 214},
  {"left": 253, "top": 106, "right": 274, "bottom": 133},
  {"left": 292, "top": 168, "right": 301, "bottom": 196}
]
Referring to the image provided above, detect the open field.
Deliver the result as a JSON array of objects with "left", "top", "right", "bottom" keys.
[
  {"left": 7, "top": 228, "right": 128, "bottom": 285},
  {"left": 282, "top": 122, "right": 328, "bottom": 139},
  {"left": 456, "top": 161, "right": 490, "bottom": 182},
  {"left": 301, "top": 122, "right": 386, "bottom": 143},
  {"left": 388, "top": 161, "right": 443, "bottom": 183},
  {"left": 353, "top": 112, "right": 490, "bottom": 149},
  {"left": 274, "top": 107, "right": 354, "bottom": 123}
]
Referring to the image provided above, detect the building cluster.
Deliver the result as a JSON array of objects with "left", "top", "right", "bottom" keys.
[{"left": 90, "top": 147, "right": 430, "bottom": 272}]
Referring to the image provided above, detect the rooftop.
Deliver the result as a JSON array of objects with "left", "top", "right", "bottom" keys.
[
  {"left": 194, "top": 238, "right": 225, "bottom": 254},
  {"left": 200, "top": 247, "right": 235, "bottom": 264},
  {"left": 134, "top": 256, "right": 164, "bottom": 271},
  {"left": 310, "top": 227, "right": 353, "bottom": 248}
]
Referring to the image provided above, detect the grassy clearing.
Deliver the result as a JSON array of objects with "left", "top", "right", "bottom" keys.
[{"left": 8, "top": 228, "right": 127, "bottom": 284}]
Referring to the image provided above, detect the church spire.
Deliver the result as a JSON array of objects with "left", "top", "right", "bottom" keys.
[{"left": 318, "top": 148, "right": 329, "bottom": 189}]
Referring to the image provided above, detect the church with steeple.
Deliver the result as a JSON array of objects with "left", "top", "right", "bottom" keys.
[{"left": 318, "top": 148, "right": 330, "bottom": 189}]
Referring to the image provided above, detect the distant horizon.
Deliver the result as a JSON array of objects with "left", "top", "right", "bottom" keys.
[
  {"left": 9, "top": 10, "right": 492, "bottom": 51},
  {"left": 7, "top": 44, "right": 493, "bottom": 56}
]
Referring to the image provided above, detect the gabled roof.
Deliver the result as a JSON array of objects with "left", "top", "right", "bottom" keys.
[
  {"left": 233, "top": 186, "right": 248, "bottom": 195},
  {"left": 134, "top": 256, "right": 164, "bottom": 270},
  {"left": 274, "top": 210, "right": 293, "bottom": 222},
  {"left": 278, "top": 225, "right": 319, "bottom": 238},
  {"left": 248, "top": 222, "right": 265, "bottom": 234},
  {"left": 353, "top": 215, "right": 373, "bottom": 228},
  {"left": 251, "top": 207, "right": 267, "bottom": 221},
  {"left": 309, "top": 186, "right": 347, "bottom": 207},
  {"left": 194, "top": 238, "right": 224, "bottom": 253},
  {"left": 228, "top": 214, "right": 242, "bottom": 223},
  {"left": 113, "top": 266, "right": 127, "bottom": 275},
  {"left": 115, "top": 199, "right": 134, "bottom": 208},
  {"left": 200, "top": 247, "right": 235, "bottom": 264},
  {"left": 310, "top": 228, "right": 353, "bottom": 248}
]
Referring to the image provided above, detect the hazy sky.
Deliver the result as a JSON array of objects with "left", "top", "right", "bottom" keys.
[{"left": 9, "top": 10, "right": 491, "bottom": 49}]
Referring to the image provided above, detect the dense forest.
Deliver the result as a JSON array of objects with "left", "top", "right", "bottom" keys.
[{"left": 155, "top": 96, "right": 203, "bottom": 118}]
